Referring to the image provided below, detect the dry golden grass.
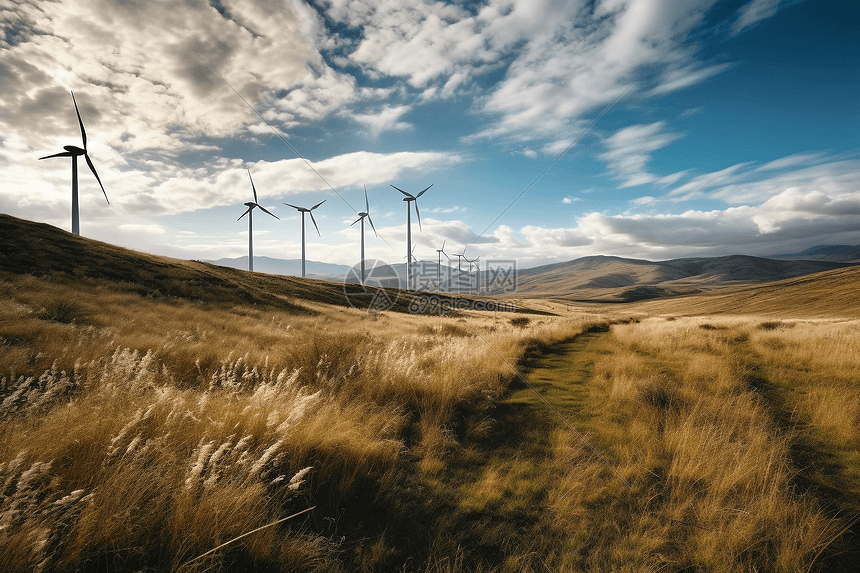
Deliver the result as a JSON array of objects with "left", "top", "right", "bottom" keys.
[
  {"left": 0, "top": 245, "right": 595, "bottom": 571},
  {"left": 427, "top": 316, "right": 855, "bottom": 572}
]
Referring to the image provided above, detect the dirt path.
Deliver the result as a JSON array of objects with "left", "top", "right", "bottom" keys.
[
  {"left": 427, "top": 326, "right": 619, "bottom": 570},
  {"left": 428, "top": 321, "right": 857, "bottom": 572}
]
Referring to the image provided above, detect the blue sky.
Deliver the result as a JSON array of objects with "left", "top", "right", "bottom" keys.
[{"left": 1, "top": 0, "right": 858, "bottom": 270}]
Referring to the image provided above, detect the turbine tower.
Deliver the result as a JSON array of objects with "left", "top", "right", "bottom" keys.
[
  {"left": 39, "top": 91, "right": 109, "bottom": 236},
  {"left": 435, "top": 240, "right": 450, "bottom": 292},
  {"left": 349, "top": 186, "right": 377, "bottom": 283},
  {"left": 391, "top": 183, "right": 432, "bottom": 290},
  {"left": 285, "top": 199, "right": 326, "bottom": 278},
  {"left": 238, "top": 170, "right": 279, "bottom": 272}
]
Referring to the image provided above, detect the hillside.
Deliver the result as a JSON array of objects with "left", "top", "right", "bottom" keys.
[
  {"left": 0, "top": 214, "right": 499, "bottom": 315},
  {"left": 630, "top": 264, "right": 860, "bottom": 319},
  {"left": 510, "top": 254, "right": 856, "bottom": 301}
]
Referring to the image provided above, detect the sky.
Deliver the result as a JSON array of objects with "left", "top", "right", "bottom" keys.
[{"left": 1, "top": 0, "right": 858, "bottom": 271}]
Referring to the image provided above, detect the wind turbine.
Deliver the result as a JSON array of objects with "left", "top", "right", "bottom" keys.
[
  {"left": 284, "top": 198, "right": 326, "bottom": 278},
  {"left": 435, "top": 240, "right": 450, "bottom": 292},
  {"left": 451, "top": 245, "right": 467, "bottom": 294},
  {"left": 350, "top": 186, "right": 377, "bottom": 283},
  {"left": 391, "top": 183, "right": 432, "bottom": 290},
  {"left": 238, "top": 170, "right": 279, "bottom": 272},
  {"left": 39, "top": 91, "right": 109, "bottom": 236},
  {"left": 465, "top": 254, "right": 480, "bottom": 293}
]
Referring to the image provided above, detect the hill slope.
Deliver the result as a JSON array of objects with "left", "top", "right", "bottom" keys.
[
  {"left": 629, "top": 264, "right": 860, "bottom": 318},
  {"left": 510, "top": 254, "right": 856, "bottom": 300},
  {"left": 0, "top": 214, "right": 528, "bottom": 315}
]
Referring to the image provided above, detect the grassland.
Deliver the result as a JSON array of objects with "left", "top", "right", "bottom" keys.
[{"left": 1, "top": 215, "right": 858, "bottom": 571}]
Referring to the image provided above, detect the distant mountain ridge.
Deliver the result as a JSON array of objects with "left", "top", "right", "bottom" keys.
[
  {"left": 770, "top": 244, "right": 860, "bottom": 262},
  {"left": 205, "top": 256, "right": 353, "bottom": 279}
]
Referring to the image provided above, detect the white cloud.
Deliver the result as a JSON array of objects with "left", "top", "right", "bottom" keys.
[
  {"left": 351, "top": 105, "right": 412, "bottom": 134},
  {"left": 0, "top": 0, "right": 364, "bottom": 150},
  {"left": 733, "top": 0, "right": 781, "bottom": 35},
  {"left": 600, "top": 122, "right": 685, "bottom": 188},
  {"left": 562, "top": 196, "right": 581, "bottom": 204},
  {"left": 668, "top": 162, "right": 754, "bottom": 200},
  {"left": 648, "top": 63, "right": 733, "bottom": 96},
  {"left": 319, "top": 0, "right": 732, "bottom": 148},
  {"left": 666, "top": 155, "right": 860, "bottom": 205}
]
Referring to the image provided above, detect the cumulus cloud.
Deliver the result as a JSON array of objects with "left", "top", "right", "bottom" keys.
[
  {"left": 351, "top": 105, "right": 412, "bottom": 134},
  {"left": 0, "top": 0, "right": 336, "bottom": 150}
]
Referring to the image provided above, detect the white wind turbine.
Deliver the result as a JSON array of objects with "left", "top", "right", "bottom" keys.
[
  {"left": 465, "top": 253, "right": 480, "bottom": 293},
  {"left": 451, "top": 245, "right": 467, "bottom": 294},
  {"left": 349, "top": 186, "right": 377, "bottom": 283},
  {"left": 391, "top": 183, "right": 432, "bottom": 290},
  {"left": 284, "top": 198, "right": 326, "bottom": 278},
  {"left": 435, "top": 240, "right": 451, "bottom": 292},
  {"left": 237, "top": 170, "right": 279, "bottom": 272},
  {"left": 39, "top": 91, "right": 109, "bottom": 236}
]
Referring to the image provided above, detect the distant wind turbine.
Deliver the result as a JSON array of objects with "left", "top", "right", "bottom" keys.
[
  {"left": 349, "top": 186, "right": 377, "bottom": 283},
  {"left": 435, "top": 240, "right": 450, "bottom": 292},
  {"left": 238, "top": 170, "right": 279, "bottom": 272},
  {"left": 39, "top": 91, "right": 109, "bottom": 236},
  {"left": 391, "top": 183, "right": 432, "bottom": 290},
  {"left": 285, "top": 198, "right": 326, "bottom": 278},
  {"left": 451, "top": 245, "right": 467, "bottom": 294},
  {"left": 465, "top": 254, "right": 480, "bottom": 293}
]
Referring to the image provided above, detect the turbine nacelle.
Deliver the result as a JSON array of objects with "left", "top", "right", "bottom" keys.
[{"left": 285, "top": 199, "right": 325, "bottom": 235}]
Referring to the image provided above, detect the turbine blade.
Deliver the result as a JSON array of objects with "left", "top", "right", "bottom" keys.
[
  {"left": 283, "top": 203, "right": 302, "bottom": 210},
  {"left": 367, "top": 214, "right": 378, "bottom": 238},
  {"left": 39, "top": 151, "right": 75, "bottom": 159},
  {"left": 441, "top": 239, "right": 446, "bottom": 250},
  {"left": 416, "top": 183, "right": 433, "bottom": 198},
  {"left": 248, "top": 170, "right": 258, "bottom": 203},
  {"left": 310, "top": 199, "right": 326, "bottom": 210},
  {"left": 258, "top": 204, "right": 279, "bottom": 220},
  {"left": 391, "top": 184, "right": 413, "bottom": 199},
  {"left": 85, "top": 154, "right": 109, "bottom": 204},
  {"left": 350, "top": 217, "right": 361, "bottom": 227},
  {"left": 414, "top": 201, "right": 422, "bottom": 231},
  {"left": 443, "top": 252, "right": 451, "bottom": 260},
  {"left": 364, "top": 185, "right": 369, "bottom": 213},
  {"left": 238, "top": 207, "right": 252, "bottom": 220},
  {"left": 71, "top": 91, "right": 87, "bottom": 151},
  {"left": 309, "top": 211, "right": 321, "bottom": 235}
]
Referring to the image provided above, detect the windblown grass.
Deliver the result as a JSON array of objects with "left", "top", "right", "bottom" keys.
[{"left": 0, "top": 259, "right": 593, "bottom": 571}]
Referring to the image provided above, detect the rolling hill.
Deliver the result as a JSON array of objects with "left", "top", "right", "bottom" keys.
[
  {"left": 0, "top": 214, "right": 529, "bottom": 315},
  {"left": 508, "top": 254, "right": 857, "bottom": 301},
  {"left": 628, "top": 264, "right": 860, "bottom": 319}
]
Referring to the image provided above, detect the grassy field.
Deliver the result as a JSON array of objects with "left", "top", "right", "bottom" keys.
[{"left": 1, "top": 215, "right": 858, "bottom": 571}]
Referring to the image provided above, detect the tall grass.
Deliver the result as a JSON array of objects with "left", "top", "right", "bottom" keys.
[
  {"left": 0, "top": 269, "right": 593, "bottom": 571},
  {"left": 441, "top": 316, "right": 851, "bottom": 571}
]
